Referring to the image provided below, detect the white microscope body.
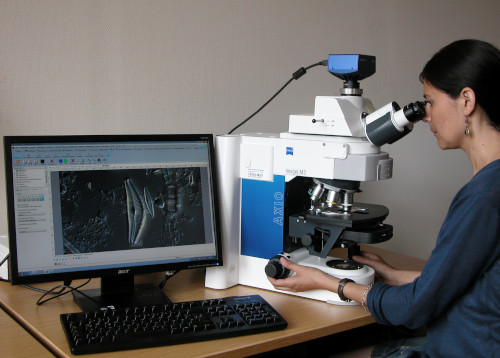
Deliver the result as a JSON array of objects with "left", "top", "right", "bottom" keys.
[{"left": 206, "top": 54, "right": 425, "bottom": 305}]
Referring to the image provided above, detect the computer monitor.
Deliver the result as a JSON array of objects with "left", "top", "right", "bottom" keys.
[{"left": 4, "top": 134, "right": 223, "bottom": 311}]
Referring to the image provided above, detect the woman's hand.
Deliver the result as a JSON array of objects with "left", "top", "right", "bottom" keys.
[
  {"left": 267, "top": 257, "right": 337, "bottom": 293},
  {"left": 353, "top": 251, "right": 421, "bottom": 286},
  {"left": 353, "top": 252, "right": 395, "bottom": 283}
]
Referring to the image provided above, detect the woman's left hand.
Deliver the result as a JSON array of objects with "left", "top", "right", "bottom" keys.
[{"left": 267, "top": 257, "right": 336, "bottom": 293}]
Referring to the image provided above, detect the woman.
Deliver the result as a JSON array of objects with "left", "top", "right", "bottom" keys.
[{"left": 268, "top": 39, "right": 500, "bottom": 357}]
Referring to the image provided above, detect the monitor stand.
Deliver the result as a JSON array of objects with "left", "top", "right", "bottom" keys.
[{"left": 72, "top": 275, "right": 172, "bottom": 312}]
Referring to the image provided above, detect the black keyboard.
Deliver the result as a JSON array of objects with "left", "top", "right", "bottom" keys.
[{"left": 60, "top": 294, "right": 287, "bottom": 355}]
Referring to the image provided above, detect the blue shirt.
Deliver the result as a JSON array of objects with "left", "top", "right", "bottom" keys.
[{"left": 368, "top": 159, "right": 500, "bottom": 357}]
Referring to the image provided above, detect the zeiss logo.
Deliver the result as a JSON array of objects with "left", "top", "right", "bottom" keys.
[
  {"left": 286, "top": 147, "right": 294, "bottom": 156},
  {"left": 118, "top": 269, "right": 130, "bottom": 274}
]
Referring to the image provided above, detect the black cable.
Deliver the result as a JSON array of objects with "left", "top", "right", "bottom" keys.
[
  {"left": 0, "top": 253, "right": 9, "bottom": 282},
  {"left": 21, "top": 281, "right": 69, "bottom": 295},
  {"left": 158, "top": 270, "right": 179, "bottom": 289},
  {"left": 0, "top": 253, "right": 8, "bottom": 267},
  {"left": 36, "top": 279, "right": 93, "bottom": 306},
  {"left": 21, "top": 284, "right": 60, "bottom": 294},
  {"left": 25, "top": 272, "right": 176, "bottom": 307},
  {"left": 227, "top": 59, "right": 328, "bottom": 135}
]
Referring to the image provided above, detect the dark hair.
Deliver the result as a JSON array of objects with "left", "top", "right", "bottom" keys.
[{"left": 419, "top": 39, "right": 500, "bottom": 130}]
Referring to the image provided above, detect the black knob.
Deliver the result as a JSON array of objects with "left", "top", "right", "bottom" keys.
[
  {"left": 301, "top": 234, "right": 313, "bottom": 247},
  {"left": 265, "top": 255, "right": 291, "bottom": 279}
]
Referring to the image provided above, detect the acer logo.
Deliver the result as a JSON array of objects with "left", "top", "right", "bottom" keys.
[{"left": 117, "top": 269, "right": 130, "bottom": 274}]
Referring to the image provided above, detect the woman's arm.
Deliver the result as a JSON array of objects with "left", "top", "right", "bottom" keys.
[
  {"left": 266, "top": 257, "right": 368, "bottom": 305},
  {"left": 267, "top": 252, "right": 422, "bottom": 305}
]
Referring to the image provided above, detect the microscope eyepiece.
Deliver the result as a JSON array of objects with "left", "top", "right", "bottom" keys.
[
  {"left": 364, "top": 100, "right": 426, "bottom": 147},
  {"left": 402, "top": 101, "right": 426, "bottom": 123}
]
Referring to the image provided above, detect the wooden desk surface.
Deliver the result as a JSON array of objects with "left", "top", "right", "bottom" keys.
[
  {"left": 0, "top": 307, "right": 53, "bottom": 357},
  {"left": 0, "top": 246, "right": 425, "bottom": 358}
]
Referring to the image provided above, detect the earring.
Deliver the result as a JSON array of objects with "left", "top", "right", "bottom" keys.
[{"left": 465, "top": 117, "right": 471, "bottom": 136}]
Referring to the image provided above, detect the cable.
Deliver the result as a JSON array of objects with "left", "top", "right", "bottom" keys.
[
  {"left": 22, "top": 272, "right": 176, "bottom": 307},
  {"left": 159, "top": 270, "right": 179, "bottom": 289},
  {"left": 0, "top": 253, "right": 8, "bottom": 267},
  {"left": 0, "top": 253, "right": 9, "bottom": 282},
  {"left": 36, "top": 279, "right": 93, "bottom": 306},
  {"left": 21, "top": 283, "right": 68, "bottom": 295},
  {"left": 32, "top": 273, "right": 177, "bottom": 306},
  {"left": 21, "top": 279, "right": 72, "bottom": 295},
  {"left": 227, "top": 59, "right": 328, "bottom": 135}
]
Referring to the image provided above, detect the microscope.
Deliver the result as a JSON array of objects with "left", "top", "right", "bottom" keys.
[{"left": 206, "top": 54, "right": 426, "bottom": 304}]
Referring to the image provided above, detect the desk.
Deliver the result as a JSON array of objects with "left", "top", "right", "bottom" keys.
[
  {"left": 0, "top": 307, "right": 53, "bottom": 357},
  {"left": 0, "top": 247, "right": 425, "bottom": 357}
]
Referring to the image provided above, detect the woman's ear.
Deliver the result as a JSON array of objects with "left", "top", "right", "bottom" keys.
[{"left": 460, "top": 87, "right": 476, "bottom": 116}]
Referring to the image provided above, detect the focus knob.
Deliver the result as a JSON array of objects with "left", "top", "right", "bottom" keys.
[{"left": 265, "top": 255, "right": 291, "bottom": 279}]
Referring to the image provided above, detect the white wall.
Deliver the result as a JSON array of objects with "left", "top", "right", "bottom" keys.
[{"left": 1, "top": 0, "right": 498, "bottom": 260}]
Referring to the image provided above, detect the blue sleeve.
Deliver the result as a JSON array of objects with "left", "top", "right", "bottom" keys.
[{"left": 367, "top": 171, "right": 500, "bottom": 329}]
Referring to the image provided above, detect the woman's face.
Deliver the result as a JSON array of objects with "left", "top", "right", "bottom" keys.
[{"left": 423, "top": 80, "right": 465, "bottom": 150}]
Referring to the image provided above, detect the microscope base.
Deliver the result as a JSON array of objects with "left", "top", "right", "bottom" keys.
[{"left": 239, "top": 248, "right": 374, "bottom": 305}]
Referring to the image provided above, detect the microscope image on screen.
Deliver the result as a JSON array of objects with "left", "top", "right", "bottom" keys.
[{"left": 58, "top": 167, "right": 205, "bottom": 254}]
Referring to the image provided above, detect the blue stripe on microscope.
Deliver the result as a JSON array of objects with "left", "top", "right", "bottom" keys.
[{"left": 241, "top": 175, "right": 285, "bottom": 259}]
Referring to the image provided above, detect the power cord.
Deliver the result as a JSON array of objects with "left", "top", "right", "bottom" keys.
[{"left": 227, "top": 59, "right": 328, "bottom": 135}]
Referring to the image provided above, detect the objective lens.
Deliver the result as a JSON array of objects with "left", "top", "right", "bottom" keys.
[
  {"left": 308, "top": 183, "right": 324, "bottom": 202},
  {"left": 325, "top": 190, "right": 340, "bottom": 208}
]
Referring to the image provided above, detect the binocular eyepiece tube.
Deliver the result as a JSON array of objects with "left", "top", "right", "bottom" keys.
[{"left": 364, "top": 100, "right": 426, "bottom": 147}]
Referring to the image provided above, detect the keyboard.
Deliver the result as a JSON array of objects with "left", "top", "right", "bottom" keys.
[{"left": 60, "top": 294, "right": 287, "bottom": 355}]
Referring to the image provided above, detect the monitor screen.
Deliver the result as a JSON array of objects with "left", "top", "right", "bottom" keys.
[{"left": 4, "top": 134, "right": 222, "bottom": 310}]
